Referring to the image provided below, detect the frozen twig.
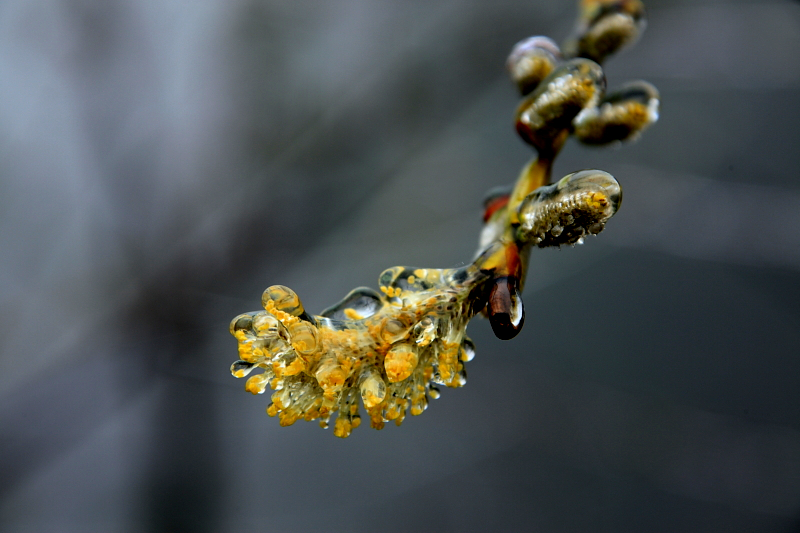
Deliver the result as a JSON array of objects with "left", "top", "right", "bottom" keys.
[{"left": 229, "top": 0, "right": 659, "bottom": 437}]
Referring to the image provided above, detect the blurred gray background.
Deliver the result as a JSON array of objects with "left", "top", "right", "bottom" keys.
[{"left": 2, "top": 0, "right": 800, "bottom": 531}]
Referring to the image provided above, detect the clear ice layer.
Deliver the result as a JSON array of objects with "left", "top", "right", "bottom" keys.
[
  {"left": 517, "top": 170, "right": 622, "bottom": 247},
  {"left": 229, "top": 0, "right": 659, "bottom": 437},
  {"left": 231, "top": 267, "right": 487, "bottom": 438}
]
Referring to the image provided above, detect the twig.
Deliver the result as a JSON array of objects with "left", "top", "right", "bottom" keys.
[{"left": 229, "top": 0, "right": 659, "bottom": 437}]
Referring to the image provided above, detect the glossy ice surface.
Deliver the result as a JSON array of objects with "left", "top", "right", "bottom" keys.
[
  {"left": 230, "top": 0, "right": 658, "bottom": 436},
  {"left": 231, "top": 268, "right": 485, "bottom": 438}
]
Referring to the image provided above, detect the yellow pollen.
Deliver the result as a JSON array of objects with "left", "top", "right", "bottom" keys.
[
  {"left": 344, "top": 308, "right": 364, "bottom": 320},
  {"left": 586, "top": 191, "right": 608, "bottom": 209},
  {"left": 264, "top": 299, "right": 299, "bottom": 326}
]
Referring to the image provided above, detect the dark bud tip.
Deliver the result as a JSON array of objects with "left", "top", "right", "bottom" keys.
[{"left": 487, "top": 276, "right": 525, "bottom": 340}]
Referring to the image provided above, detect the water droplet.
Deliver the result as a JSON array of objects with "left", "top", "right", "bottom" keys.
[
  {"left": 487, "top": 276, "right": 525, "bottom": 340},
  {"left": 414, "top": 316, "right": 438, "bottom": 347},
  {"left": 262, "top": 285, "right": 305, "bottom": 317},
  {"left": 381, "top": 317, "right": 412, "bottom": 344},
  {"left": 244, "top": 373, "right": 269, "bottom": 395},
  {"left": 288, "top": 321, "right": 319, "bottom": 355},
  {"left": 231, "top": 360, "right": 258, "bottom": 378},
  {"left": 588, "top": 222, "right": 604, "bottom": 234},
  {"left": 550, "top": 224, "right": 563, "bottom": 237},
  {"left": 360, "top": 368, "right": 387, "bottom": 409},
  {"left": 253, "top": 313, "right": 280, "bottom": 337},
  {"left": 460, "top": 337, "right": 476, "bottom": 362},
  {"left": 319, "top": 287, "right": 384, "bottom": 320},
  {"left": 230, "top": 313, "right": 255, "bottom": 335},
  {"left": 576, "top": 236, "right": 585, "bottom": 245},
  {"left": 333, "top": 417, "right": 353, "bottom": 438},
  {"left": 410, "top": 394, "right": 428, "bottom": 416},
  {"left": 455, "top": 365, "right": 467, "bottom": 387},
  {"left": 384, "top": 343, "right": 419, "bottom": 383},
  {"left": 315, "top": 360, "right": 346, "bottom": 395}
]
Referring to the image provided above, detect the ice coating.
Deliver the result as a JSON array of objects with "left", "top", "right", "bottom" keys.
[
  {"left": 517, "top": 170, "right": 622, "bottom": 247},
  {"left": 565, "top": 0, "right": 647, "bottom": 63},
  {"left": 507, "top": 36, "right": 562, "bottom": 96},
  {"left": 229, "top": 0, "right": 659, "bottom": 437},
  {"left": 486, "top": 276, "right": 525, "bottom": 340},
  {"left": 516, "top": 59, "right": 606, "bottom": 153},
  {"left": 230, "top": 267, "right": 489, "bottom": 437},
  {"left": 574, "top": 80, "right": 659, "bottom": 145}
]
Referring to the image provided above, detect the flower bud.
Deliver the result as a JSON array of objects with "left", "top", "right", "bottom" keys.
[{"left": 507, "top": 36, "right": 562, "bottom": 96}]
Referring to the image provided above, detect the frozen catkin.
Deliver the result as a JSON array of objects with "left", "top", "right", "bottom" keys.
[{"left": 229, "top": 0, "right": 659, "bottom": 437}]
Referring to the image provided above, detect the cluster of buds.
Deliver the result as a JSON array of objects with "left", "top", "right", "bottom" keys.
[{"left": 229, "top": 0, "right": 659, "bottom": 437}]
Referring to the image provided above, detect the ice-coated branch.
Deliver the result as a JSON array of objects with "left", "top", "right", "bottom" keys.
[{"left": 229, "top": 0, "right": 659, "bottom": 438}]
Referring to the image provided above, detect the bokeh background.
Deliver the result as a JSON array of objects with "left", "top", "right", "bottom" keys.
[{"left": 2, "top": 0, "right": 800, "bottom": 531}]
